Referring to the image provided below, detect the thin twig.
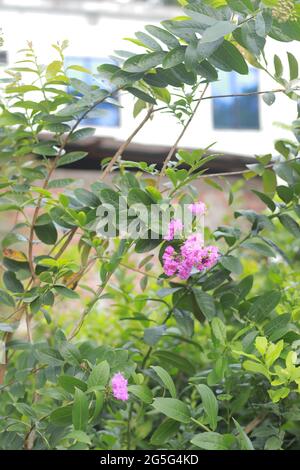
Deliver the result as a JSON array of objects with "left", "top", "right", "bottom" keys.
[
  {"left": 153, "top": 87, "right": 289, "bottom": 114},
  {"left": 244, "top": 413, "right": 267, "bottom": 435},
  {"left": 25, "top": 308, "right": 33, "bottom": 344},
  {"left": 199, "top": 155, "right": 300, "bottom": 179},
  {"left": 158, "top": 83, "right": 209, "bottom": 186},
  {"left": 100, "top": 105, "right": 154, "bottom": 180},
  {"left": 67, "top": 280, "right": 109, "bottom": 341},
  {"left": 54, "top": 227, "right": 77, "bottom": 260}
]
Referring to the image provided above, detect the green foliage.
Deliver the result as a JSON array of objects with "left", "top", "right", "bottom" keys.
[{"left": 0, "top": 0, "right": 300, "bottom": 451}]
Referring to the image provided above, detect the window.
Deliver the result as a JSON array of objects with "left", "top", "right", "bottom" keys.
[
  {"left": 0, "top": 51, "right": 8, "bottom": 66},
  {"left": 65, "top": 57, "right": 120, "bottom": 128},
  {"left": 212, "top": 68, "right": 260, "bottom": 130}
]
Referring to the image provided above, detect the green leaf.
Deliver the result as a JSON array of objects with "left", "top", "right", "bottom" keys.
[
  {"left": 87, "top": 361, "right": 110, "bottom": 390},
  {"left": 248, "top": 291, "right": 281, "bottom": 322},
  {"left": 48, "top": 178, "right": 75, "bottom": 189},
  {"left": 54, "top": 285, "right": 80, "bottom": 299},
  {"left": 100, "top": 188, "right": 120, "bottom": 209},
  {"left": 126, "top": 87, "right": 156, "bottom": 104},
  {"left": 185, "top": 40, "right": 199, "bottom": 71},
  {"left": 197, "top": 38, "right": 223, "bottom": 61},
  {"left": 135, "top": 31, "right": 163, "bottom": 51},
  {"left": 255, "top": 336, "right": 268, "bottom": 356},
  {"left": 34, "top": 222, "right": 58, "bottom": 245},
  {"left": 191, "top": 432, "right": 230, "bottom": 450},
  {"left": 252, "top": 189, "right": 276, "bottom": 211},
  {"left": 128, "top": 188, "right": 154, "bottom": 206},
  {"left": 151, "top": 365, "right": 176, "bottom": 398},
  {"left": 74, "top": 188, "right": 100, "bottom": 207},
  {"left": 3, "top": 271, "right": 24, "bottom": 293},
  {"left": 268, "top": 387, "right": 290, "bottom": 403},
  {"left": 123, "top": 51, "right": 166, "bottom": 73},
  {"left": 265, "top": 340, "right": 284, "bottom": 368},
  {"left": 201, "top": 21, "right": 236, "bottom": 43},
  {"left": 233, "top": 418, "right": 254, "bottom": 450},
  {"left": 226, "top": 0, "right": 254, "bottom": 13},
  {"left": 263, "top": 92, "right": 276, "bottom": 106},
  {"left": 145, "top": 25, "right": 180, "bottom": 48},
  {"left": 210, "top": 40, "right": 248, "bottom": 74},
  {"left": 278, "top": 214, "right": 300, "bottom": 237},
  {"left": 196, "top": 384, "right": 218, "bottom": 431},
  {"left": 72, "top": 388, "right": 89, "bottom": 431},
  {"left": 57, "top": 151, "right": 88, "bottom": 167},
  {"left": 241, "top": 240, "right": 276, "bottom": 258},
  {"left": 277, "top": 185, "right": 294, "bottom": 204},
  {"left": 162, "top": 46, "right": 186, "bottom": 69},
  {"left": 58, "top": 375, "right": 87, "bottom": 393},
  {"left": 153, "top": 350, "right": 195, "bottom": 374},
  {"left": 66, "top": 430, "right": 92, "bottom": 445},
  {"left": 220, "top": 255, "right": 243, "bottom": 274},
  {"left": 195, "top": 60, "right": 218, "bottom": 81},
  {"left": 150, "top": 419, "right": 180, "bottom": 445},
  {"left": 127, "top": 385, "right": 153, "bottom": 404},
  {"left": 144, "top": 325, "right": 166, "bottom": 346},
  {"left": 152, "top": 397, "right": 190, "bottom": 423},
  {"left": 242, "top": 360, "right": 270, "bottom": 379},
  {"left": 32, "top": 144, "right": 58, "bottom": 156},
  {"left": 69, "top": 127, "right": 95, "bottom": 142},
  {"left": 262, "top": 169, "right": 277, "bottom": 196},
  {"left": 264, "top": 313, "right": 290, "bottom": 341},
  {"left": 50, "top": 405, "right": 73, "bottom": 426},
  {"left": 211, "top": 317, "right": 226, "bottom": 346},
  {"left": 234, "top": 22, "right": 265, "bottom": 56},
  {"left": 255, "top": 12, "right": 266, "bottom": 37},
  {"left": 135, "top": 238, "right": 161, "bottom": 253},
  {"left": 67, "top": 64, "right": 92, "bottom": 74},
  {"left": 287, "top": 51, "right": 298, "bottom": 80},
  {"left": 274, "top": 54, "right": 283, "bottom": 78},
  {"left": 0, "top": 289, "right": 15, "bottom": 307},
  {"left": 193, "top": 288, "right": 216, "bottom": 321},
  {"left": 91, "top": 391, "right": 104, "bottom": 422},
  {"left": 6, "top": 84, "right": 40, "bottom": 94}
]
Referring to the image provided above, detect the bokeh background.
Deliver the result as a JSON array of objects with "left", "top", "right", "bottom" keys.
[
  {"left": 0, "top": 0, "right": 298, "bottom": 159},
  {"left": 0, "top": 0, "right": 298, "bottom": 239}
]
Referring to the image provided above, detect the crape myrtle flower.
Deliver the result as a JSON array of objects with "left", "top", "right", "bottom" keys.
[
  {"left": 111, "top": 372, "right": 129, "bottom": 401},
  {"left": 164, "top": 218, "right": 183, "bottom": 241},
  {"left": 162, "top": 233, "right": 219, "bottom": 280},
  {"left": 188, "top": 200, "right": 206, "bottom": 216}
]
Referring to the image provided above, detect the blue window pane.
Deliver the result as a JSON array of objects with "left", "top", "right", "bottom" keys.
[
  {"left": 65, "top": 57, "right": 120, "bottom": 128},
  {"left": 212, "top": 69, "right": 260, "bottom": 130}
]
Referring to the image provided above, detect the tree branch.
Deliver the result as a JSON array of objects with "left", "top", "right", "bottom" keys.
[
  {"left": 158, "top": 83, "right": 209, "bottom": 186},
  {"left": 100, "top": 105, "right": 154, "bottom": 180}
]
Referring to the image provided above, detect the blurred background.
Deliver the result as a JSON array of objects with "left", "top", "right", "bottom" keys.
[{"left": 0, "top": 0, "right": 298, "bottom": 167}]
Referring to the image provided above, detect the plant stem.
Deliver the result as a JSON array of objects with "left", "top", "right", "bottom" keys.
[
  {"left": 191, "top": 417, "right": 211, "bottom": 432},
  {"left": 153, "top": 87, "right": 289, "bottom": 114},
  {"left": 158, "top": 83, "right": 209, "bottom": 186},
  {"left": 101, "top": 105, "right": 154, "bottom": 179}
]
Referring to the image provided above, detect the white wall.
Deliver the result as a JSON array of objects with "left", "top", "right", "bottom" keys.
[{"left": 1, "top": 9, "right": 299, "bottom": 157}]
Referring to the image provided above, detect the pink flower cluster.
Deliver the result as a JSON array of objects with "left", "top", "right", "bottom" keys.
[
  {"left": 188, "top": 201, "right": 206, "bottom": 215},
  {"left": 162, "top": 233, "right": 219, "bottom": 280},
  {"left": 111, "top": 372, "right": 129, "bottom": 401},
  {"left": 164, "top": 218, "right": 183, "bottom": 241}
]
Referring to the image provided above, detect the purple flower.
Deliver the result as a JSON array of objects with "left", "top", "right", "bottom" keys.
[
  {"left": 111, "top": 372, "right": 129, "bottom": 401},
  {"left": 188, "top": 201, "right": 206, "bottom": 216},
  {"left": 164, "top": 218, "right": 183, "bottom": 241},
  {"left": 162, "top": 245, "right": 180, "bottom": 276}
]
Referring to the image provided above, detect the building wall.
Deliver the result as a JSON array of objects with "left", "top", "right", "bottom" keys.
[{"left": 0, "top": 6, "right": 299, "bottom": 158}]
